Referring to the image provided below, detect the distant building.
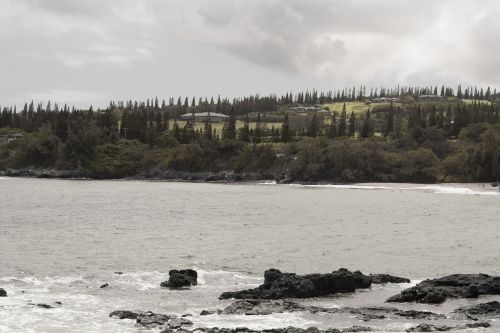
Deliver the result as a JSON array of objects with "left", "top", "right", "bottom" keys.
[
  {"left": 0, "top": 132, "right": 24, "bottom": 145},
  {"left": 419, "top": 95, "right": 446, "bottom": 101},
  {"left": 289, "top": 106, "right": 321, "bottom": 112},
  {"left": 179, "top": 112, "right": 229, "bottom": 123},
  {"left": 372, "top": 97, "right": 401, "bottom": 103}
]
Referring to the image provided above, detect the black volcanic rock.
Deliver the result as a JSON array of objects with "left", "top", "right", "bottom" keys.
[
  {"left": 369, "top": 274, "right": 410, "bottom": 284},
  {"left": 213, "top": 299, "right": 445, "bottom": 321},
  {"left": 219, "top": 268, "right": 372, "bottom": 300},
  {"left": 387, "top": 273, "right": 500, "bottom": 304},
  {"left": 406, "top": 321, "right": 490, "bottom": 332},
  {"left": 0, "top": 288, "right": 6, "bottom": 297},
  {"left": 109, "top": 310, "right": 140, "bottom": 319},
  {"left": 452, "top": 301, "right": 500, "bottom": 319},
  {"left": 161, "top": 269, "right": 198, "bottom": 288},
  {"left": 135, "top": 311, "right": 176, "bottom": 328}
]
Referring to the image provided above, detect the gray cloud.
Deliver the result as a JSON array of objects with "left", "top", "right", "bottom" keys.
[{"left": 0, "top": 0, "right": 499, "bottom": 108}]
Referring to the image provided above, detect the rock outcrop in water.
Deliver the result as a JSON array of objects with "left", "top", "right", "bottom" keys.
[
  {"left": 0, "top": 288, "right": 6, "bottom": 297},
  {"left": 110, "top": 310, "right": 193, "bottom": 329},
  {"left": 406, "top": 321, "right": 490, "bottom": 332},
  {"left": 369, "top": 274, "right": 410, "bottom": 284},
  {"left": 387, "top": 273, "right": 500, "bottom": 304},
  {"left": 136, "top": 311, "right": 193, "bottom": 329},
  {"left": 27, "top": 302, "right": 62, "bottom": 309},
  {"left": 109, "top": 310, "right": 140, "bottom": 320},
  {"left": 452, "top": 301, "right": 500, "bottom": 320},
  {"left": 219, "top": 268, "right": 372, "bottom": 300},
  {"left": 153, "top": 324, "right": 493, "bottom": 333},
  {"left": 161, "top": 269, "right": 198, "bottom": 288},
  {"left": 203, "top": 299, "right": 445, "bottom": 321}
]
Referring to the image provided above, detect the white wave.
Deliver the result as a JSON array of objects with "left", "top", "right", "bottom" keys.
[
  {"left": 194, "top": 313, "right": 319, "bottom": 330},
  {"left": 416, "top": 185, "right": 499, "bottom": 196},
  {"left": 111, "top": 270, "right": 165, "bottom": 291},
  {"left": 196, "top": 268, "right": 263, "bottom": 287},
  {"left": 280, "top": 182, "right": 500, "bottom": 196}
]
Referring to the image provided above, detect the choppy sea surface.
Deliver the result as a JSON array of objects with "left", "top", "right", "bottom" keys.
[{"left": 0, "top": 178, "right": 499, "bottom": 332}]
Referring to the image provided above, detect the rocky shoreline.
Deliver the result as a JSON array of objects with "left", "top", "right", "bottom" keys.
[
  {"left": 3, "top": 268, "right": 499, "bottom": 332},
  {"left": 102, "top": 268, "right": 500, "bottom": 333},
  {"left": 0, "top": 167, "right": 272, "bottom": 183}
]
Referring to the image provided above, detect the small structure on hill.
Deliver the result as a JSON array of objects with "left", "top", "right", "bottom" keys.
[
  {"left": 289, "top": 106, "right": 321, "bottom": 112},
  {"left": 372, "top": 97, "right": 401, "bottom": 103},
  {"left": 179, "top": 112, "right": 229, "bottom": 123},
  {"left": 0, "top": 132, "right": 24, "bottom": 145},
  {"left": 419, "top": 95, "right": 446, "bottom": 101}
]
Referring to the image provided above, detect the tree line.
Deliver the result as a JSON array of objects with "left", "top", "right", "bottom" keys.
[{"left": 0, "top": 85, "right": 499, "bottom": 183}]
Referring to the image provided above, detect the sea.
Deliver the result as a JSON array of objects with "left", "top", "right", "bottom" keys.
[{"left": 0, "top": 178, "right": 499, "bottom": 332}]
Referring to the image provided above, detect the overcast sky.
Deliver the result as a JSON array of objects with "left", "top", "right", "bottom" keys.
[{"left": 1, "top": 0, "right": 499, "bottom": 108}]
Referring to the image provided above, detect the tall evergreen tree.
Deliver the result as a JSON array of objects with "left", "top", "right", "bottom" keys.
[
  {"left": 348, "top": 112, "right": 356, "bottom": 137},
  {"left": 307, "top": 114, "right": 318, "bottom": 138},
  {"left": 338, "top": 103, "right": 347, "bottom": 136},
  {"left": 360, "top": 109, "right": 372, "bottom": 138},
  {"left": 281, "top": 114, "right": 291, "bottom": 143},
  {"left": 327, "top": 113, "right": 337, "bottom": 139}
]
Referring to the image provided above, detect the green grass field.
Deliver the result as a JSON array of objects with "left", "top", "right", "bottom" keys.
[
  {"left": 175, "top": 120, "right": 282, "bottom": 133},
  {"left": 462, "top": 99, "right": 492, "bottom": 105},
  {"left": 321, "top": 101, "right": 402, "bottom": 115}
]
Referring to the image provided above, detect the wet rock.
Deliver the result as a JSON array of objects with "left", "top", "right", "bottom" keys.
[
  {"left": 109, "top": 310, "right": 140, "bottom": 320},
  {"left": 0, "top": 288, "right": 6, "bottom": 297},
  {"left": 341, "top": 327, "right": 372, "bottom": 332},
  {"left": 392, "top": 309, "right": 445, "bottom": 320},
  {"left": 136, "top": 311, "right": 176, "bottom": 328},
  {"left": 407, "top": 323, "right": 450, "bottom": 332},
  {"left": 161, "top": 269, "right": 198, "bottom": 288},
  {"left": 100, "top": 283, "right": 110, "bottom": 288},
  {"left": 34, "top": 303, "right": 61, "bottom": 309},
  {"left": 465, "top": 321, "right": 491, "bottom": 328},
  {"left": 195, "top": 328, "right": 341, "bottom": 333},
  {"left": 387, "top": 273, "right": 500, "bottom": 304},
  {"left": 200, "top": 309, "right": 223, "bottom": 316},
  {"left": 452, "top": 301, "right": 500, "bottom": 319},
  {"left": 168, "top": 317, "right": 193, "bottom": 329},
  {"left": 219, "top": 268, "right": 372, "bottom": 300},
  {"left": 214, "top": 299, "right": 445, "bottom": 322},
  {"left": 369, "top": 274, "right": 410, "bottom": 284},
  {"left": 406, "top": 321, "right": 490, "bottom": 332}
]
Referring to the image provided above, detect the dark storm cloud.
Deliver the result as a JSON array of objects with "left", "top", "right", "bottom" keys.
[{"left": 0, "top": 0, "right": 499, "bottom": 107}]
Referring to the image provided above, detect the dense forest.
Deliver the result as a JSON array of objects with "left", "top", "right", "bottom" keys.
[{"left": 1, "top": 84, "right": 500, "bottom": 183}]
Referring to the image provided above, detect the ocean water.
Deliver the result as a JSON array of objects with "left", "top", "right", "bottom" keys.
[{"left": 0, "top": 178, "right": 499, "bottom": 332}]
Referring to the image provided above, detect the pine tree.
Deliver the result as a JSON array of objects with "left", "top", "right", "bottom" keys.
[
  {"left": 327, "top": 113, "right": 337, "bottom": 139},
  {"left": 227, "top": 107, "right": 236, "bottom": 140},
  {"left": 338, "top": 102, "right": 347, "bottom": 136},
  {"left": 384, "top": 102, "right": 394, "bottom": 137},
  {"left": 307, "top": 114, "right": 318, "bottom": 137},
  {"left": 348, "top": 112, "right": 356, "bottom": 137},
  {"left": 360, "top": 110, "right": 371, "bottom": 138},
  {"left": 281, "top": 114, "right": 291, "bottom": 142},
  {"left": 239, "top": 114, "right": 250, "bottom": 142},
  {"left": 204, "top": 117, "right": 212, "bottom": 140},
  {"left": 254, "top": 113, "right": 262, "bottom": 143}
]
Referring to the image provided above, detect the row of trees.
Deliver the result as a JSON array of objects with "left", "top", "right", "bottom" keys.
[
  {"left": 1, "top": 84, "right": 498, "bottom": 126},
  {"left": 1, "top": 99, "right": 498, "bottom": 147}
]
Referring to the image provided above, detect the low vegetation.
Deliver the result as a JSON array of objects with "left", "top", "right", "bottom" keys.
[{"left": 1, "top": 84, "right": 499, "bottom": 183}]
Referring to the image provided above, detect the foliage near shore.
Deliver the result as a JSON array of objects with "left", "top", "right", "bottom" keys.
[{"left": 1, "top": 85, "right": 499, "bottom": 183}]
